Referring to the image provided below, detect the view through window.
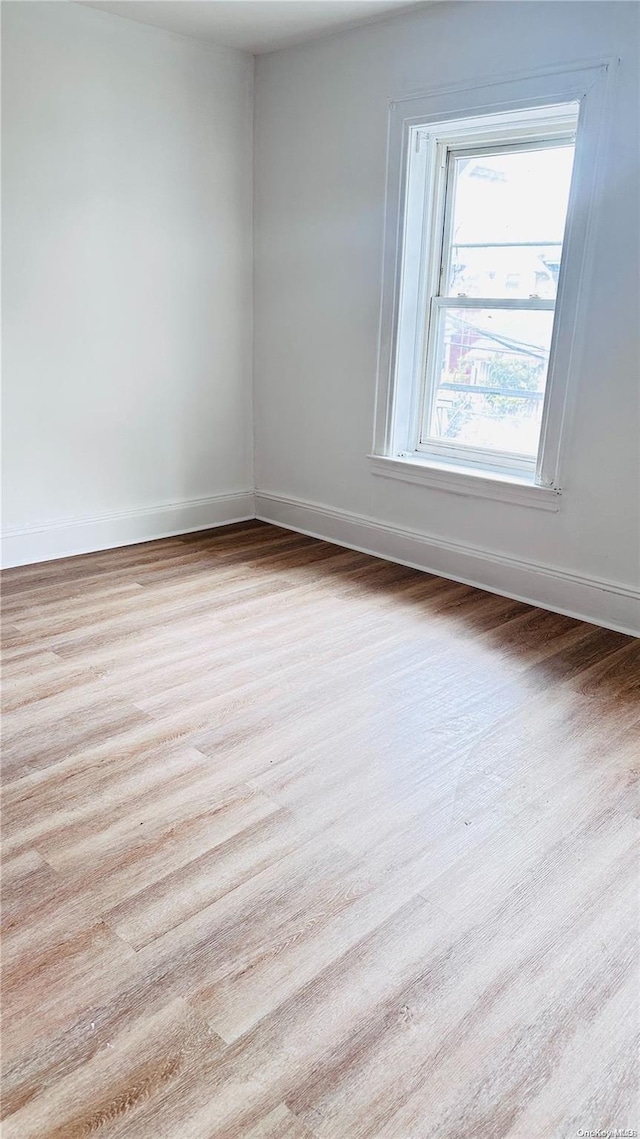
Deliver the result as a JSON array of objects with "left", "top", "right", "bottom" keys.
[{"left": 421, "top": 140, "right": 576, "bottom": 466}]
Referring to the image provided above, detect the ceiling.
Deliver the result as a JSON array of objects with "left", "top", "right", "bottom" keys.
[{"left": 79, "top": 0, "right": 432, "bottom": 55}]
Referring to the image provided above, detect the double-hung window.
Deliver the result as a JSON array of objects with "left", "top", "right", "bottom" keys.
[
  {"left": 416, "top": 106, "right": 577, "bottom": 477},
  {"left": 372, "top": 66, "right": 611, "bottom": 507}
]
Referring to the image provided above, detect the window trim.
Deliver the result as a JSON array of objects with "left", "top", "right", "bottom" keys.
[
  {"left": 368, "top": 453, "right": 563, "bottom": 510},
  {"left": 371, "top": 61, "right": 616, "bottom": 508}
]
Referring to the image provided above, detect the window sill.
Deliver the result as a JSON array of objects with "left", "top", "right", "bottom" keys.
[{"left": 368, "top": 454, "right": 561, "bottom": 511}]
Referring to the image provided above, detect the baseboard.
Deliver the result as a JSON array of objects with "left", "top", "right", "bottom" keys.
[
  {"left": 5, "top": 487, "right": 637, "bottom": 636},
  {"left": 1, "top": 491, "right": 256, "bottom": 568},
  {"left": 255, "top": 490, "right": 640, "bottom": 637}
]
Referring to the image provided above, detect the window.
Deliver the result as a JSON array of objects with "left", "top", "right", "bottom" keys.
[
  {"left": 372, "top": 65, "right": 612, "bottom": 508},
  {"left": 417, "top": 110, "right": 577, "bottom": 476}
]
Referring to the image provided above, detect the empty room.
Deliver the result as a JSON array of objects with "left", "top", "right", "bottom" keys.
[{"left": 1, "top": 0, "right": 639, "bottom": 1135}]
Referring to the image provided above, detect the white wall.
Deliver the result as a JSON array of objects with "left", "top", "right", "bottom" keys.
[
  {"left": 2, "top": 2, "right": 254, "bottom": 565},
  {"left": 254, "top": 1, "right": 640, "bottom": 633},
  {"left": 3, "top": 1, "right": 638, "bottom": 632}
]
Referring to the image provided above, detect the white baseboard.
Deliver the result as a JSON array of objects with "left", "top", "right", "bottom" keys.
[
  {"left": 1, "top": 491, "right": 256, "bottom": 569},
  {"left": 4, "top": 487, "right": 637, "bottom": 636},
  {"left": 255, "top": 490, "right": 640, "bottom": 637}
]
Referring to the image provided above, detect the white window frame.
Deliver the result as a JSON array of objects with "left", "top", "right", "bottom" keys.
[
  {"left": 414, "top": 109, "right": 578, "bottom": 477},
  {"left": 370, "top": 61, "right": 615, "bottom": 511}
]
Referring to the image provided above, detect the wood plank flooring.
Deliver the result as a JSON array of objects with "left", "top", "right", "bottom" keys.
[{"left": 1, "top": 520, "right": 638, "bottom": 1138}]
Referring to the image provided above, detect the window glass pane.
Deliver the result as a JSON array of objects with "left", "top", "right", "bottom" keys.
[
  {"left": 426, "top": 307, "right": 554, "bottom": 458},
  {"left": 443, "top": 145, "right": 575, "bottom": 299}
]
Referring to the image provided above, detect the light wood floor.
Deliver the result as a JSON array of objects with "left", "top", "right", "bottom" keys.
[{"left": 1, "top": 521, "right": 638, "bottom": 1139}]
